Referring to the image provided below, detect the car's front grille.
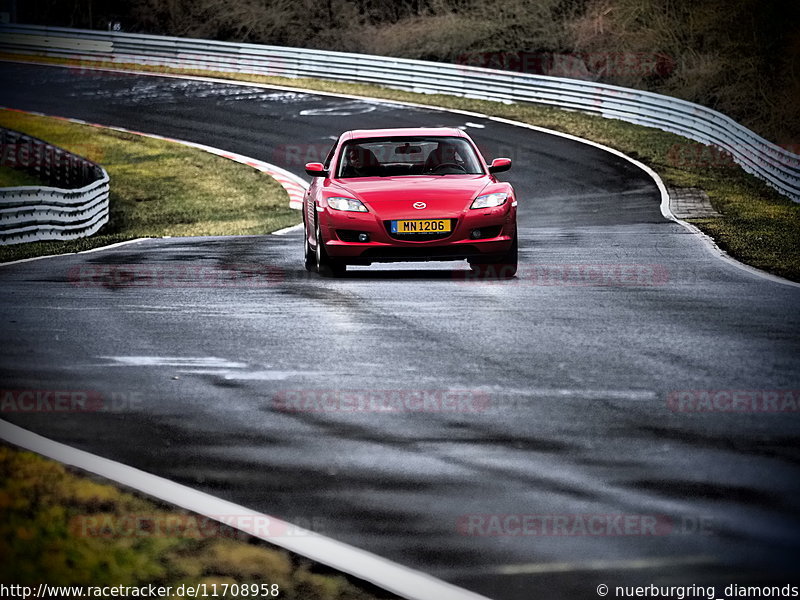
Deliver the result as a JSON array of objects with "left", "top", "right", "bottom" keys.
[{"left": 384, "top": 219, "right": 457, "bottom": 241}]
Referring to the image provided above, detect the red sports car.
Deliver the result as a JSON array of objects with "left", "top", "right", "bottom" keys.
[{"left": 303, "top": 127, "right": 518, "bottom": 277}]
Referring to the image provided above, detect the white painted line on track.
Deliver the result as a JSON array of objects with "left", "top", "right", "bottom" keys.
[
  {"left": 0, "top": 237, "right": 151, "bottom": 268},
  {"left": 493, "top": 555, "right": 717, "bottom": 575},
  {"left": 101, "top": 355, "right": 249, "bottom": 368},
  {"left": 0, "top": 419, "right": 492, "bottom": 600},
  {"left": 499, "top": 387, "right": 658, "bottom": 401}
]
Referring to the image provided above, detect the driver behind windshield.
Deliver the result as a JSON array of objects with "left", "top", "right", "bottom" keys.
[
  {"left": 341, "top": 146, "right": 380, "bottom": 177},
  {"left": 423, "top": 141, "right": 464, "bottom": 173}
]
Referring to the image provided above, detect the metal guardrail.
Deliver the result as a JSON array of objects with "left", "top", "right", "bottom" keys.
[
  {"left": 1, "top": 23, "right": 798, "bottom": 203},
  {"left": 0, "top": 126, "right": 109, "bottom": 245}
]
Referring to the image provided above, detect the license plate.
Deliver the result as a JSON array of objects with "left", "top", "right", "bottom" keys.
[{"left": 391, "top": 219, "right": 451, "bottom": 234}]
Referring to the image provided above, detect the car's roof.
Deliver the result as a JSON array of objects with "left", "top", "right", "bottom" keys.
[{"left": 343, "top": 127, "right": 468, "bottom": 140}]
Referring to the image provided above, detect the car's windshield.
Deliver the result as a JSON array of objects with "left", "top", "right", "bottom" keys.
[{"left": 337, "top": 136, "right": 484, "bottom": 178}]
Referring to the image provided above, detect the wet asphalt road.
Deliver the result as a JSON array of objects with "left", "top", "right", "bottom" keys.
[{"left": 1, "top": 63, "right": 800, "bottom": 599}]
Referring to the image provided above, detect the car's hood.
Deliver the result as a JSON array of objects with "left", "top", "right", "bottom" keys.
[{"left": 330, "top": 175, "right": 492, "bottom": 218}]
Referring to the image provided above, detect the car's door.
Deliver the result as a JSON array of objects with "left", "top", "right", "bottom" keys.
[{"left": 306, "top": 140, "right": 339, "bottom": 246}]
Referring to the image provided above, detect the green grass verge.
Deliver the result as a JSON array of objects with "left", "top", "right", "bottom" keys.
[
  {"left": 0, "top": 108, "right": 300, "bottom": 264},
  {"left": 0, "top": 444, "right": 397, "bottom": 599},
  {"left": 2, "top": 54, "right": 798, "bottom": 280},
  {"left": 0, "top": 164, "right": 42, "bottom": 187}
]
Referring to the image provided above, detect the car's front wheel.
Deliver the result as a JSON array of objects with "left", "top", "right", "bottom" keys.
[
  {"left": 304, "top": 217, "right": 316, "bottom": 272},
  {"left": 315, "top": 217, "right": 346, "bottom": 278},
  {"left": 469, "top": 233, "right": 518, "bottom": 279}
]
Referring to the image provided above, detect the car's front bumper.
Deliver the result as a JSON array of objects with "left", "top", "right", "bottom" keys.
[{"left": 319, "top": 206, "right": 516, "bottom": 265}]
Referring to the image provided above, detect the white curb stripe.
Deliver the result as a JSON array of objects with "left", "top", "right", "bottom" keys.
[
  {"left": 0, "top": 420, "right": 491, "bottom": 600},
  {"left": 272, "top": 222, "right": 304, "bottom": 236}
]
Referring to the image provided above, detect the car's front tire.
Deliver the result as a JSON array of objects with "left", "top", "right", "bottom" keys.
[
  {"left": 304, "top": 217, "right": 316, "bottom": 272},
  {"left": 315, "top": 217, "right": 346, "bottom": 278},
  {"left": 469, "top": 233, "right": 518, "bottom": 279}
]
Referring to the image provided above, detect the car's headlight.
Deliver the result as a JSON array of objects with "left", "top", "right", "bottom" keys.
[
  {"left": 471, "top": 192, "right": 508, "bottom": 209},
  {"left": 327, "top": 197, "right": 368, "bottom": 212}
]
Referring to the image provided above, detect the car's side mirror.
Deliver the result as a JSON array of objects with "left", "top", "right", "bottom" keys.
[
  {"left": 488, "top": 158, "right": 512, "bottom": 174},
  {"left": 305, "top": 162, "right": 328, "bottom": 177}
]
